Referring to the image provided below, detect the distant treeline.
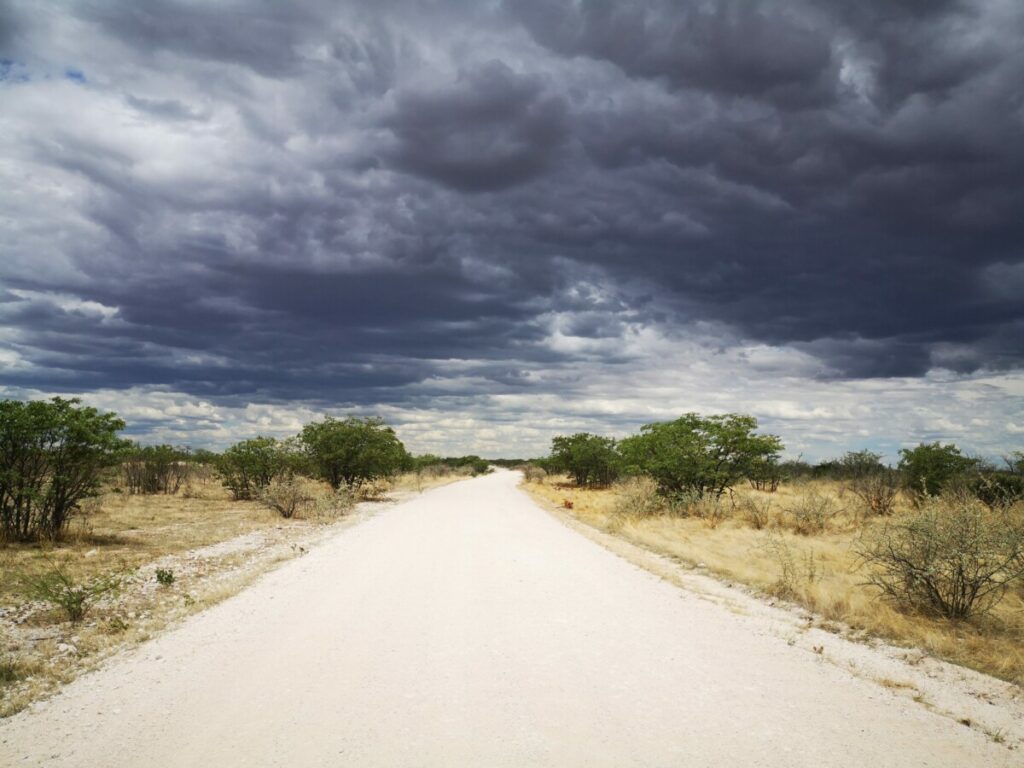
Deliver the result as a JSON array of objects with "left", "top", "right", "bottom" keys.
[
  {"left": 0, "top": 397, "right": 495, "bottom": 543},
  {"left": 527, "top": 412, "right": 1024, "bottom": 508}
]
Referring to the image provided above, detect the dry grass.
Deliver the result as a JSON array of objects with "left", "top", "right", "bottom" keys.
[
  {"left": 525, "top": 475, "right": 1024, "bottom": 686},
  {"left": 0, "top": 469, "right": 450, "bottom": 717}
]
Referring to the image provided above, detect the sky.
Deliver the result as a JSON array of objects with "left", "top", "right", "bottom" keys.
[{"left": 1, "top": 0, "right": 1022, "bottom": 462}]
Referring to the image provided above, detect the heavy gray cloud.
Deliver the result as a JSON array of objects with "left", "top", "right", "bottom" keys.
[{"left": 0, "top": 0, "right": 1022, "bottom": 458}]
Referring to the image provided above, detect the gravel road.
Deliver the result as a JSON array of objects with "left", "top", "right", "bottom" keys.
[{"left": 0, "top": 470, "right": 1015, "bottom": 766}]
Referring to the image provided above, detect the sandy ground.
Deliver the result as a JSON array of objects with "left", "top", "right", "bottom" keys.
[{"left": 0, "top": 470, "right": 1019, "bottom": 767}]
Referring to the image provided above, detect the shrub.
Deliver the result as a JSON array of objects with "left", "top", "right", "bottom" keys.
[
  {"left": 300, "top": 416, "right": 408, "bottom": 490},
  {"left": 690, "top": 496, "right": 733, "bottom": 528},
  {"left": 747, "top": 457, "right": 782, "bottom": 492},
  {"left": 549, "top": 434, "right": 620, "bottom": 487},
  {"left": 122, "top": 444, "right": 191, "bottom": 494},
  {"left": 0, "top": 658, "right": 22, "bottom": 684},
  {"left": 969, "top": 470, "right": 1024, "bottom": 508},
  {"left": 0, "top": 397, "right": 127, "bottom": 542},
  {"left": 261, "top": 476, "right": 311, "bottom": 519},
  {"left": 21, "top": 563, "right": 121, "bottom": 622},
  {"left": 898, "top": 442, "right": 977, "bottom": 500},
  {"left": 847, "top": 470, "right": 901, "bottom": 516},
  {"left": 612, "top": 476, "right": 663, "bottom": 518},
  {"left": 521, "top": 464, "right": 547, "bottom": 484},
  {"left": 739, "top": 496, "right": 773, "bottom": 530},
  {"left": 155, "top": 569, "right": 175, "bottom": 586},
  {"left": 619, "top": 413, "right": 783, "bottom": 500},
  {"left": 217, "top": 437, "right": 290, "bottom": 500},
  {"left": 857, "top": 493, "right": 1024, "bottom": 620},
  {"left": 784, "top": 490, "right": 841, "bottom": 535}
]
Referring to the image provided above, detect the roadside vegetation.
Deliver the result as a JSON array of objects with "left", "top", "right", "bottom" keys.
[
  {"left": 520, "top": 415, "right": 1024, "bottom": 686},
  {"left": 0, "top": 397, "right": 479, "bottom": 716}
]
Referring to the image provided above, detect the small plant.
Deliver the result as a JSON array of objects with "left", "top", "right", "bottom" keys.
[
  {"left": 104, "top": 616, "right": 130, "bottom": 634},
  {"left": 691, "top": 496, "right": 733, "bottom": 529},
  {"left": 762, "top": 531, "right": 798, "bottom": 598},
  {"left": 21, "top": 563, "right": 121, "bottom": 623},
  {"left": 784, "top": 490, "right": 841, "bottom": 535},
  {"left": 155, "top": 568, "right": 175, "bottom": 586},
  {"left": 0, "top": 658, "right": 22, "bottom": 684},
  {"left": 856, "top": 493, "right": 1024, "bottom": 619},
  {"left": 739, "top": 496, "right": 773, "bottom": 529}
]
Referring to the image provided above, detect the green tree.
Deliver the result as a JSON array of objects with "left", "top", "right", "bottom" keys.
[
  {"left": 0, "top": 397, "right": 126, "bottom": 542},
  {"left": 619, "top": 413, "right": 783, "bottom": 499},
  {"left": 300, "top": 416, "right": 408, "bottom": 490},
  {"left": 122, "top": 443, "right": 191, "bottom": 494},
  {"left": 549, "top": 433, "right": 620, "bottom": 487},
  {"left": 898, "top": 442, "right": 977, "bottom": 499},
  {"left": 838, "top": 450, "right": 886, "bottom": 478},
  {"left": 217, "top": 437, "right": 290, "bottom": 500}
]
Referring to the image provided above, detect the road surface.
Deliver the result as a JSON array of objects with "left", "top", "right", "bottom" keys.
[{"left": 0, "top": 470, "right": 1014, "bottom": 766}]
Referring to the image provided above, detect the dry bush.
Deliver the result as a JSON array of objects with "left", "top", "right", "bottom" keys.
[
  {"left": 784, "top": 489, "right": 841, "bottom": 535},
  {"left": 738, "top": 496, "right": 773, "bottom": 530},
  {"left": 761, "top": 532, "right": 818, "bottom": 598},
  {"left": 521, "top": 464, "right": 548, "bottom": 484},
  {"left": 847, "top": 471, "right": 900, "bottom": 517},
  {"left": 689, "top": 496, "right": 734, "bottom": 529},
  {"left": 857, "top": 493, "right": 1024, "bottom": 620},
  {"left": 612, "top": 476, "right": 663, "bottom": 518},
  {"left": 260, "top": 477, "right": 312, "bottom": 519}
]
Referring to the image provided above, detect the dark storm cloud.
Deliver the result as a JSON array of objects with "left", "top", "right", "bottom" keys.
[
  {"left": 1, "top": 0, "right": 1023, "bottom": 424},
  {"left": 381, "top": 61, "right": 569, "bottom": 191}
]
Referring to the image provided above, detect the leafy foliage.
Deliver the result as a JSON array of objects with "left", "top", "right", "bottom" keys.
[
  {"left": 619, "top": 413, "right": 783, "bottom": 499},
  {"left": 122, "top": 444, "right": 191, "bottom": 494},
  {"left": 549, "top": 433, "right": 620, "bottom": 487},
  {"left": 217, "top": 437, "right": 291, "bottom": 500},
  {"left": 300, "top": 416, "right": 408, "bottom": 490},
  {"left": 0, "top": 397, "right": 126, "bottom": 542},
  {"left": 21, "top": 563, "right": 121, "bottom": 622},
  {"left": 898, "top": 442, "right": 977, "bottom": 500}
]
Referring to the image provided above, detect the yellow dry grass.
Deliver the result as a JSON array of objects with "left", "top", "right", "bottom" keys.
[{"left": 524, "top": 475, "right": 1024, "bottom": 686}]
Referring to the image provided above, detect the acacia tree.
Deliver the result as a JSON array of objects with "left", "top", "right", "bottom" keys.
[
  {"left": 0, "top": 397, "right": 126, "bottom": 542},
  {"left": 300, "top": 416, "right": 408, "bottom": 490},
  {"left": 619, "top": 413, "right": 782, "bottom": 499},
  {"left": 549, "top": 433, "right": 620, "bottom": 487}
]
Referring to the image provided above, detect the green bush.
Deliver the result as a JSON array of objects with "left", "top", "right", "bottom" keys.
[
  {"left": 619, "top": 413, "right": 782, "bottom": 500},
  {"left": 300, "top": 416, "right": 408, "bottom": 490},
  {"left": 122, "top": 444, "right": 191, "bottom": 494},
  {"left": 155, "top": 568, "right": 175, "bottom": 586},
  {"left": 857, "top": 493, "right": 1024, "bottom": 619},
  {"left": 21, "top": 563, "right": 122, "bottom": 623},
  {"left": 0, "top": 397, "right": 126, "bottom": 542},
  {"left": 549, "top": 433, "right": 620, "bottom": 487},
  {"left": 217, "top": 437, "right": 290, "bottom": 500},
  {"left": 898, "top": 442, "right": 977, "bottom": 500}
]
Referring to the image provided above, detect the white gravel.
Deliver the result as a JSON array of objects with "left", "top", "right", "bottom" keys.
[{"left": 0, "top": 470, "right": 1018, "bottom": 767}]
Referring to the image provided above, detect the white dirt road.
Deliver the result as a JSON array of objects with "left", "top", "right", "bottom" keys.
[{"left": 0, "top": 470, "right": 1018, "bottom": 767}]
